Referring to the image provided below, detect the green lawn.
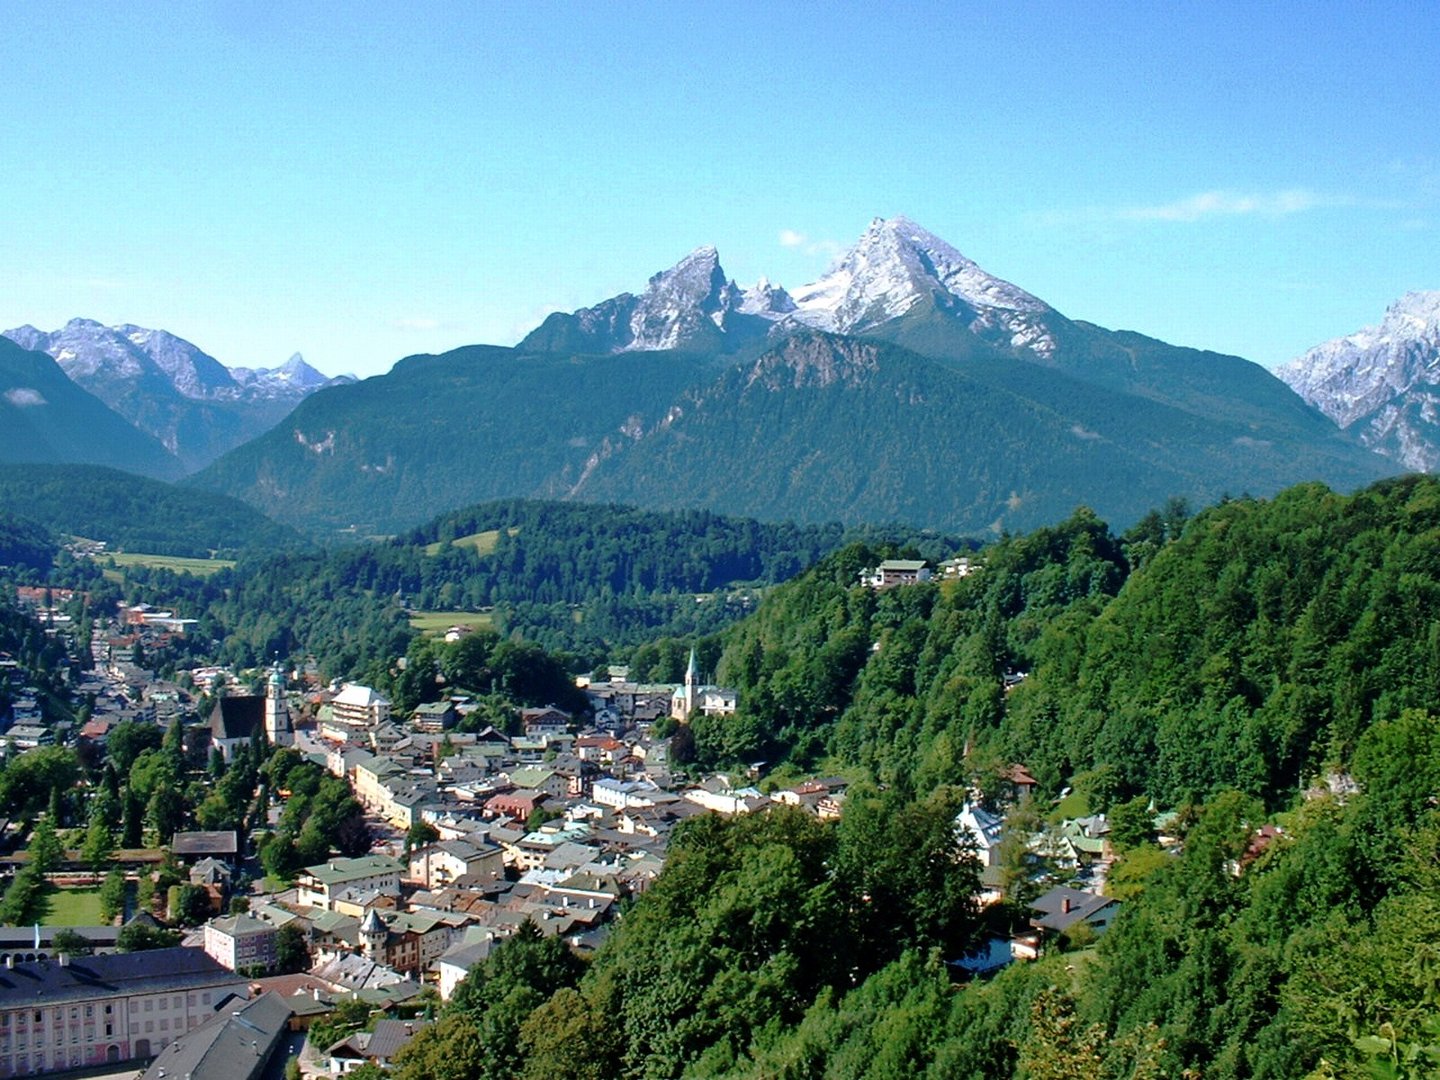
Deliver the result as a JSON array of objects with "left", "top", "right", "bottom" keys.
[
  {"left": 40, "top": 887, "right": 105, "bottom": 926},
  {"left": 423, "top": 529, "right": 502, "bottom": 557},
  {"left": 1047, "top": 787, "right": 1092, "bottom": 824},
  {"left": 409, "top": 610, "right": 496, "bottom": 635},
  {"left": 107, "top": 552, "right": 236, "bottom": 576}
]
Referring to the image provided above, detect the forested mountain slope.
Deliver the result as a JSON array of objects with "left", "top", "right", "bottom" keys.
[
  {"left": 101, "top": 499, "right": 967, "bottom": 672},
  {"left": 0, "top": 464, "right": 304, "bottom": 558},
  {"left": 697, "top": 475, "right": 1440, "bottom": 809},
  {"left": 384, "top": 477, "right": 1440, "bottom": 1079}
]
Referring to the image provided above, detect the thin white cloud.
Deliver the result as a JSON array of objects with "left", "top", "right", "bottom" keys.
[
  {"left": 779, "top": 229, "right": 843, "bottom": 260},
  {"left": 5, "top": 388, "right": 47, "bottom": 407},
  {"left": 1118, "top": 189, "right": 1349, "bottom": 222}
]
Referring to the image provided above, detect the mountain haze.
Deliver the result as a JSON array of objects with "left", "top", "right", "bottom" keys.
[{"left": 191, "top": 217, "right": 1397, "bottom": 535}]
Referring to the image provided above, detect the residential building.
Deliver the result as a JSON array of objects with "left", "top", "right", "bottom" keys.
[
  {"left": 407, "top": 840, "right": 505, "bottom": 890},
  {"left": 203, "top": 914, "right": 278, "bottom": 974},
  {"left": 326, "top": 1017, "right": 430, "bottom": 1075},
  {"left": 297, "top": 856, "right": 404, "bottom": 912},
  {"left": 860, "top": 559, "right": 933, "bottom": 588}
]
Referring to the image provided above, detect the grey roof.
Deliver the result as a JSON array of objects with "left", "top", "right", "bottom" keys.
[
  {"left": 174, "top": 830, "right": 241, "bottom": 857},
  {"left": 210, "top": 696, "right": 264, "bottom": 740},
  {"left": 366, "top": 1018, "right": 431, "bottom": 1061},
  {"left": 1030, "top": 886, "right": 1117, "bottom": 932},
  {"left": 0, "top": 926, "right": 120, "bottom": 951},
  {"left": 138, "top": 991, "right": 292, "bottom": 1080},
  {"left": 0, "top": 947, "right": 240, "bottom": 1008}
]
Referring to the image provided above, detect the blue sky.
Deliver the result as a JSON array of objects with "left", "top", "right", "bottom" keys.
[{"left": 4, "top": 2, "right": 1438, "bottom": 378}]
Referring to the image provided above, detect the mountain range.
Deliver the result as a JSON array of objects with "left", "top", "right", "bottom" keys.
[
  {"left": 0, "top": 335, "right": 181, "bottom": 477},
  {"left": 1, "top": 319, "right": 350, "bottom": 472},
  {"left": 186, "top": 217, "right": 1397, "bottom": 535},
  {"left": 1276, "top": 292, "right": 1440, "bottom": 472}
]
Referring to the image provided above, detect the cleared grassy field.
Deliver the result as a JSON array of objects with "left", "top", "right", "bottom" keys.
[
  {"left": 409, "top": 610, "right": 495, "bottom": 635},
  {"left": 41, "top": 887, "right": 104, "bottom": 926},
  {"left": 107, "top": 552, "right": 236, "bottom": 576},
  {"left": 423, "top": 529, "right": 503, "bottom": 557}
]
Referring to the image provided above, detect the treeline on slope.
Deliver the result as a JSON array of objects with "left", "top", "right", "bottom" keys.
[
  {"left": 97, "top": 499, "right": 970, "bottom": 675},
  {"left": 394, "top": 500, "right": 966, "bottom": 653},
  {"left": 0, "top": 464, "right": 305, "bottom": 558},
  {"left": 690, "top": 476, "right": 1440, "bottom": 812}
]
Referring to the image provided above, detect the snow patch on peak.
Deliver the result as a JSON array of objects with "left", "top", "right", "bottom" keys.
[
  {"left": 1279, "top": 291, "right": 1440, "bottom": 470},
  {"left": 785, "top": 215, "right": 1055, "bottom": 355}
]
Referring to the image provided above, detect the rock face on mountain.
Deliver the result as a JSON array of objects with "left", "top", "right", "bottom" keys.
[
  {"left": 521, "top": 246, "right": 794, "bottom": 355},
  {"left": 1276, "top": 293, "right": 1440, "bottom": 472},
  {"left": 783, "top": 216, "right": 1057, "bottom": 355},
  {"left": 2, "top": 320, "right": 349, "bottom": 471},
  {"left": 0, "top": 337, "right": 181, "bottom": 478}
]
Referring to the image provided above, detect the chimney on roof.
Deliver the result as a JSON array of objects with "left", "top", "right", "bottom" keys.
[{"left": 1061, "top": 897, "right": 1072, "bottom": 914}]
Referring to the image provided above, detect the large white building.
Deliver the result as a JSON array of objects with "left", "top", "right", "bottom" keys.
[
  {"left": 0, "top": 947, "right": 246, "bottom": 1075},
  {"left": 332, "top": 684, "right": 391, "bottom": 728}
]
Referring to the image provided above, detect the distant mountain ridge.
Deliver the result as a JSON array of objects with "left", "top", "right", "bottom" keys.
[
  {"left": 1276, "top": 292, "right": 1440, "bottom": 471},
  {"left": 191, "top": 214, "right": 1395, "bottom": 537},
  {"left": 2, "top": 319, "right": 351, "bottom": 471}
]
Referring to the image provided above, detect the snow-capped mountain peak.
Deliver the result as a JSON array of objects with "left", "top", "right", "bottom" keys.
[
  {"left": 1277, "top": 291, "right": 1440, "bottom": 471},
  {"left": 523, "top": 215, "right": 1064, "bottom": 359},
  {"left": 786, "top": 215, "right": 1055, "bottom": 353},
  {"left": 0, "top": 318, "right": 344, "bottom": 470}
]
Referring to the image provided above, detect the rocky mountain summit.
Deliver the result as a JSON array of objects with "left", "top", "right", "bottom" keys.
[
  {"left": 1276, "top": 292, "right": 1440, "bottom": 471},
  {"left": 519, "top": 216, "right": 1058, "bottom": 361}
]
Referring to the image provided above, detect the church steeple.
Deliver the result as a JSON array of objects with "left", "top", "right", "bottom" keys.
[
  {"left": 685, "top": 647, "right": 699, "bottom": 712},
  {"left": 264, "top": 660, "right": 294, "bottom": 748}
]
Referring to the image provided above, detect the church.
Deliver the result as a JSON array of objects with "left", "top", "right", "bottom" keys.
[
  {"left": 670, "top": 648, "right": 739, "bottom": 722},
  {"left": 207, "top": 661, "right": 294, "bottom": 761}
]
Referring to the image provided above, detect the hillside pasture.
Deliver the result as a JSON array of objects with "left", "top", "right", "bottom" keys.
[
  {"left": 106, "top": 552, "right": 236, "bottom": 576},
  {"left": 423, "top": 528, "right": 505, "bottom": 557},
  {"left": 409, "top": 610, "right": 495, "bottom": 635}
]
